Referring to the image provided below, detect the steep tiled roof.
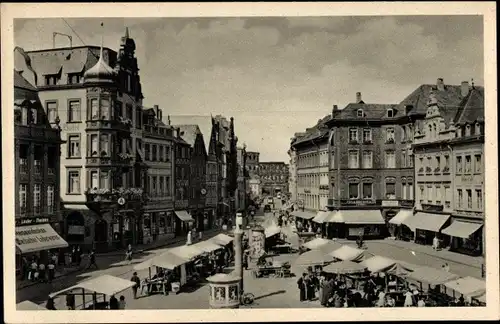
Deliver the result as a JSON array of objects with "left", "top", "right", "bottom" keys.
[
  {"left": 168, "top": 115, "right": 212, "bottom": 151},
  {"left": 398, "top": 84, "right": 464, "bottom": 115},
  {"left": 174, "top": 125, "right": 201, "bottom": 148},
  {"left": 456, "top": 87, "right": 485, "bottom": 125},
  {"left": 336, "top": 103, "right": 399, "bottom": 120},
  {"left": 14, "top": 70, "right": 37, "bottom": 91},
  {"left": 293, "top": 115, "right": 331, "bottom": 146}
]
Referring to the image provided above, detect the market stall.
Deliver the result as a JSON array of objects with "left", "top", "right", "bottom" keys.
[
  {"left": 443, "top": 276, "right": 486, "bottom": 303},
  {"left": 329, "top": 245, "right": 369, "bottom": 262},
  {"left": 404, "top": 266, "right": 461, "bottom": 305},
  {"left": 293, "top": 249, "right": 334, "bottom": 274},
  {"left": 17, "top": 300, "right": 47, "bottom": 310},
  {"left": 209, "top": 233, "right": 234, "bottom": 247},
  {"left": 49, "top": 275, "right": 135, "bottom": 310},
  {"left": 323, "top": 260, "right": 367, "bottom": 275},
  {"left": 302, "top": 238, "right": 332, "bottom": 250},
  {"left": 361, "top": 255, "right": 414, "bottom": 276}
]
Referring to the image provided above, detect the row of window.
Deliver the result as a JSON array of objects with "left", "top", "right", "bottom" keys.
[
  {"left": 144, "top": 143, "right": 173, "bottom": 162},
  {"left": 148, "top": 175, "right": 172, "bottom": 197},
  {"left": 44, "top": 71, "right": 134, "bottom": 92},
  {"left": 457, "top": 189, "right": 483, "bottom": 210},
  {"left": 67, "top": 169, "right": 135, "bottom": 194},
  {"left": 297, "top": 173, "right": 329, "bottom": 188},
  {"left": 417, "top": 154, "right": 482, "bottom": 175},
  {"left": 297, "top": 193, "right": 329, "bottom": 210},
  {"left": 18, "top": 144, "right": 58, "bottom": 173},
  {"left": 261, "top": 175, "right": 286, "bottom": 182},
  {"left": 46, "top": 98, "right": 142, "bottom": 129},
  {"left": 417, "top": 185, "right": 483, "bottom": 210},
  {"left": 259, "top": 164, "right": 287, "bottom": 172},
  {"left": 18, "top": 184, "right": 55, "bottom": 214},
  {"left": 345, "top": 181, "right": 413, "bottom": 200}
]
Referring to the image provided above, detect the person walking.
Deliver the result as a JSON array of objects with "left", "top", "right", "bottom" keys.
[
  {"left": 87, "top": 249, "right": 98, "bottom": 270},
  {"left": 125, "top": 244, "right": 133, "bottom": 263},
  {"left": 47, "top": 261, "right": 55, "bottom": 283},
  {"left": 432, "top": 235, "right": 439, "bottom": 250},
  {"left": 186, "top": 231, "right": 192, "bottom": 245},
  {"left": 130, "top": 272, "right": 140, "bottom": 299}
]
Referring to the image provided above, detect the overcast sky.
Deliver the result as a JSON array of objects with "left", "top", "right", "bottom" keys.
[{"left": 14, "top": 16, "right": 483, "bottom": 162}]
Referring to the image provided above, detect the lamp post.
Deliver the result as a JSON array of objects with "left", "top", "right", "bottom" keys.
[{"left": 234, "top": 212, "right": 244, "bottom": 295}]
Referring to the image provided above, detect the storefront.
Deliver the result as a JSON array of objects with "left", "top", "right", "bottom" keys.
[
  {"left": 175, "top": 210, "right": 195, "bottom": 236},
  {"left": 334, "top": 210, "right": 386, "bottom": 239},
  {"left": 402, "top": 212, "right": 451, "bottom": 246},
  {"left": 15, "top": 219, "right": 69, "bottom": 274},
  {"left": 442, "top": 219, "right": 483, "bottom": 256},
  {"left": 290, "top": 210, "right": 316, "bottom": 231},
  {"left": 388, "top": 209, "right": 414, "bottom": 240}
]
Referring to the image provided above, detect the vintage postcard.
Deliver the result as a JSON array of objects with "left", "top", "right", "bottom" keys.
[{"left": 2, "top": 2, "right": 498, "bottom": 323}]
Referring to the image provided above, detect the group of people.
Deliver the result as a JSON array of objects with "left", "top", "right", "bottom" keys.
[{"left": 22, "top": 253, "right": 58, "bottom": 283}]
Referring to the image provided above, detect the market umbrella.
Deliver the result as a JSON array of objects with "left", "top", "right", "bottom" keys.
[
  {"left": 323, "top": 260, "right": 367, "bottom": 275},
  {"left": 294, "top": 249, "right": 334, "bottom": 267}
]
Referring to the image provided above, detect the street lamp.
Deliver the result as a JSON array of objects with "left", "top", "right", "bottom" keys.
[{"left": 234, "top": 212, "right": 244, "bottom": 295}]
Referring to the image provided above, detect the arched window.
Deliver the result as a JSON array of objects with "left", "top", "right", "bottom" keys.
[
  {"left": 475, "top": 123, "right": 481, "bottom": 135},
  {"left": 465, "top": 124, "right": 471, "bottom": 136},
  {"left": 433, "top": 123, "right": 437, "bottom": 138},
  {"left": 428, "top": 124, "right": 433, "bottom": 138}
]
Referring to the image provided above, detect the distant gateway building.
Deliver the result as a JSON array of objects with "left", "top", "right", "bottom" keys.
[{"left": 258, "top": 162, "right": 289, "bottom": 196}]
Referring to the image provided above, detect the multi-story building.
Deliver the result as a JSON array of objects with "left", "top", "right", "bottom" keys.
[
  {"left": 325, "top": 92, "right": 416, "bottom": 239},
  {"left": 169, "top": 115, "right": 217, "bottom": 229},
  {"left": 212, "top": 115, "right": 232, "bottom": 223},
  {"left": 14, "top": 70, "right": 65, "bottom": 266},
  {"left": 409, "top": 79, "right": 484, "bottom": 255},
  {"left": 287, "top": 144, "right": 298, "bottom": 203},
  {"left": 173, "top": 128, "right": 193, "bottom": 235},
  {"left": 141, "top": 106, "right": 175, "bottom": 244},
  {"left": 259, "top": 162, "right": 290, "bottom": 197},
  {"left": 174, "top": 124, "right": 208, "bottom": 232},
  {"left": 246, "top": 151, "right": 260, "bottom": 175},
  {"left": 236, "top": 146, "right": 250, "bottom": 212},
  {"left": 292, "top": 121, "right": 329, "bottom": 220},
  {"left": 244, "top": 151, "right": 260, "bottom": 200},
  {"left": 15, "top": 29, "right": 148, "bottom": 251}
]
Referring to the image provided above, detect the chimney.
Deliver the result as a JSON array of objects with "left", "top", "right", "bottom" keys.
[
  {"left": 356, "top": 92, "right": 362, "bottom": 103},
  {"left": 332, "top": 104, "right": 338, "bottom": 114},
  {"left": 167, "top": 115, "right": 171, "bottom": 125},
  {"left": 154, "top": 104, "right": 159, "bottom": 118},
  {"left": 461, "top": 81, "right": 470, "bottom": 97},
  {"left": 436, "top": 78, "right": 445, "bottom": 91}
]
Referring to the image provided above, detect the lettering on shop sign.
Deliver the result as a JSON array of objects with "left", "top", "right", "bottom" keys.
[
  {"left": 16, "top": 217, "right": 49, "bottom": 226},
  {"left": 382, "top": 200, "right": 399, "bottom": 207},
  {"left": 461, "top": 175, "right": 474, "bottom": 183},
  {"left": 15, "top": 227, "right": 61, "bottom": 246}
]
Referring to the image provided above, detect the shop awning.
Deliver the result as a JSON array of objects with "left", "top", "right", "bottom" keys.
[
  {"left": 16, "top": 224, "right": 69, "bottom": 254},
  {"left": 312, "top": 211, "right": 332, "bottom": 223},
  {"left": 444, "top": 276, "right": 486, "bottom": 298},
  {"left": 174, "top": 210, "right": 194, "bottom": 222},
  {"left": 334, "top": 210, "right": 385, "bottom": 224},
  {"left": 264, "top": 225, "right": 282, "bottom": 238},
  {"left": 388, "top": 209, "right": 413, "bottom": 225},
  {"left": 323, "top": 211, "right": 343, "bottom": 223},
  {"left": 17, "top": 300, "right": 47, "bottom": 310},
  {"left": 209, "top": 233, "right": 234, "bottom": 246},
  {"left": 403, "top": 212, "right": 450, "bottom": 232},
  {"left": 406, "top": 266, "right": 460, "bottom": 287},
  {"left": 49, "top": 275, "right": 135, "bottom": 298},
  {"left": 441, "top": 221, "right": 483, "bottom": 239},
  {"left": 291, "top": 210, "right": 315, "bottom": 220},
  {"left": 193, "top": 240, "right": 224, "bottom": 254},
  {"left": 168, "top": 245, "right": 205, "bottom": 261},
  {"left": 329, "top": 245, "right": 368, "bottom": 262},
  {"left": 294, "top": 249, "right": 334, "bottom": 266}
]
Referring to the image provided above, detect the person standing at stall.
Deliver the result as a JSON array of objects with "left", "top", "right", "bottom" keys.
[
  {"left": 109, "top": 295, "right": 119, "bottom": 310},
  {"left": 130, "top": 272, "right": 140, "bottom": 299},
  {"left": 297, "top": 273, "right": 307, "bottom": 302},
  {"left": 119, "top": 296, "right": 126, "bottom": 309},
  {"left": 38, "top": 262, "right": 46, "bottom": 283},
  {"left": 46, "top": 297, "right": 56, "bottom": 310},
  {"left": 404, "top": 289, "right": 414, "bottom": 307},
  {"left": 29, "top": 258, "right": 37, "bottom": 282},
  {"left": 66, "top": 293, "right": 75, "bottom": 310}
]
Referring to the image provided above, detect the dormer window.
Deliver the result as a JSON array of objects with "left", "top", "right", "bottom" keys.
[
  {"left": 465, "top": 124, "right": 471, "bottom": 136},
  {"left": 387, "top": 109, "right": 394, "bottom": 118},
  {"left": 475, "top": 123, "right": 481, "bottom": 135},
  {"left": 357, "top": 109, "right": 364, "bottom": 117},
  {"left": 44, "top": 74, "right": 58, "bottom": 86},
  {"left": 68, "top": 73, "right": 81, "bottom": 84}
]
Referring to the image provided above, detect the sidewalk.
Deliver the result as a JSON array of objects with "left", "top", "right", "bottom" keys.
[
  {"left": 379, "top": 238, "right": 485, "bottom": 269},
  {"left": 16, "top": 228, "right": 222, "bottom": 291}
]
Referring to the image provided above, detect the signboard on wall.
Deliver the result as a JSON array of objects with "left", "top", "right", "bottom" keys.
[
  {"left": 68, "top": 225, "right": 85, "bottom": 235},
  {"left": 16, "top": 217, "right": 50, "bottom": 226}
]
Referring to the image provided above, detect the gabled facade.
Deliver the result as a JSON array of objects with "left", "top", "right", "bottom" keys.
[{"left": 411, "top": 79, "right": 485, "bottom": 255}]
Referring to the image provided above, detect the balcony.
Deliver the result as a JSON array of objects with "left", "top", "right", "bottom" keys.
[
  {"left": 86, "top": 152, "right": 134, "bottom": 167},
  {"left": 417, "top": 167, "right": 424, "bottom": 175},
  {"left": 442, "top": 166, "right": 450, "bottom": 174},
  {"left": 434, "top": 167, "right": 441, "bottom": 175},
  {"left": 319, "top": 185, "right": 329, "bottom": 191},
  {"left": 16, "top": 125, "right": 60, "bottom": 141},
  {"left": 425, "top": 167, "right": 433, "bottom": 174},
  {"left": 348, "top": 140, "right": 359, "bottom": 145},
  {"left": 86, "top": 118, "right": 132, "bottom": 134}
]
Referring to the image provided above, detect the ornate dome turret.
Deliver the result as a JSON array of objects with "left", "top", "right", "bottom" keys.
[{"left": 84, "top": 43, "right": 115, "bottom": 84}]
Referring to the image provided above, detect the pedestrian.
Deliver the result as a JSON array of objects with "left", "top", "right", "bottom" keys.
[
  {"left": 297, "top": 273, "right": 307, "bottom": 302},
  {"left": 385, "top": 294, "right": 396, "bottom": 307},
  {"left": 38, "top": 262, "right": 46, "bottom": 283},
  {"left": 76, "top": 246, "right": 82, "bottom": 266},
  {"left": 119, "top": 295, "right": 126, "bottom": 309},
  {"left": 109, "top": 295, "right": 119, "bottom": 310},
  {"left": 130, "top": 272, "right": 140, "bottom": 299},
  {"left": 417, "top": 296, "right": 426, "bottom": 307},
  {"left": 321, "top": 275, "right": 334, "bottom": 306},
  {"left": 47, "top": 261, "right": 55, "bottom": 283},
  {"left": 198, "top": 230, "right": 203, "bottom": 241},
  {"left": 29, "top": 258, "right": 37, "bottom": 281},
  {"left": 186, "top": 231, "right": 192, "bottom": 245},
  {"left": 71, "top": 246, "right": 76, "bottom": 265},
  {"left": 51, "top": 252, "right": 58, "bottom": 267},
  {"left": 432, "top": 235, "right": 439, "bottom": 250},
  {"left": 376, "top": 288, "right": 386, "bottom": 307},
  {"left": 66, "top": 293, "right": 76, "bottom": 310},
  {"left": 125, "top": 244, "right": 133, "bottom": 262},
  {"left": 404, "top": 289, "right": 414, "bottom": 307},
  {"left": 442, "top": 263, "right": 450, "bottom": 272},
  {"left": 87, "top": 249, "right": 98, "bottom": 269},
  {"left": 307, "top": 274, "right": 315, "bottom": 301},
  {"left": 21, "top": 256, "right": 28, "bottom": 280},
  {"left": 46, "top": 297, "right": 56, "bottom": 310}
]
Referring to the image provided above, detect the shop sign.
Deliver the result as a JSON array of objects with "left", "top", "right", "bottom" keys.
[
  {"left": 382, "top": 200, "right": 399, "bottom": 207},
  {"left": 16, "top": 217, "right": 50, "bottom": 226},
  {"left": 461, "top": 175, "right": 474, "bottom": 183}
]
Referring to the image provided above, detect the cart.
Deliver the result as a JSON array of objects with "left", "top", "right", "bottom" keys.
[{"left": 252, "top": 254, "right": 291, "bottom": 278}]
